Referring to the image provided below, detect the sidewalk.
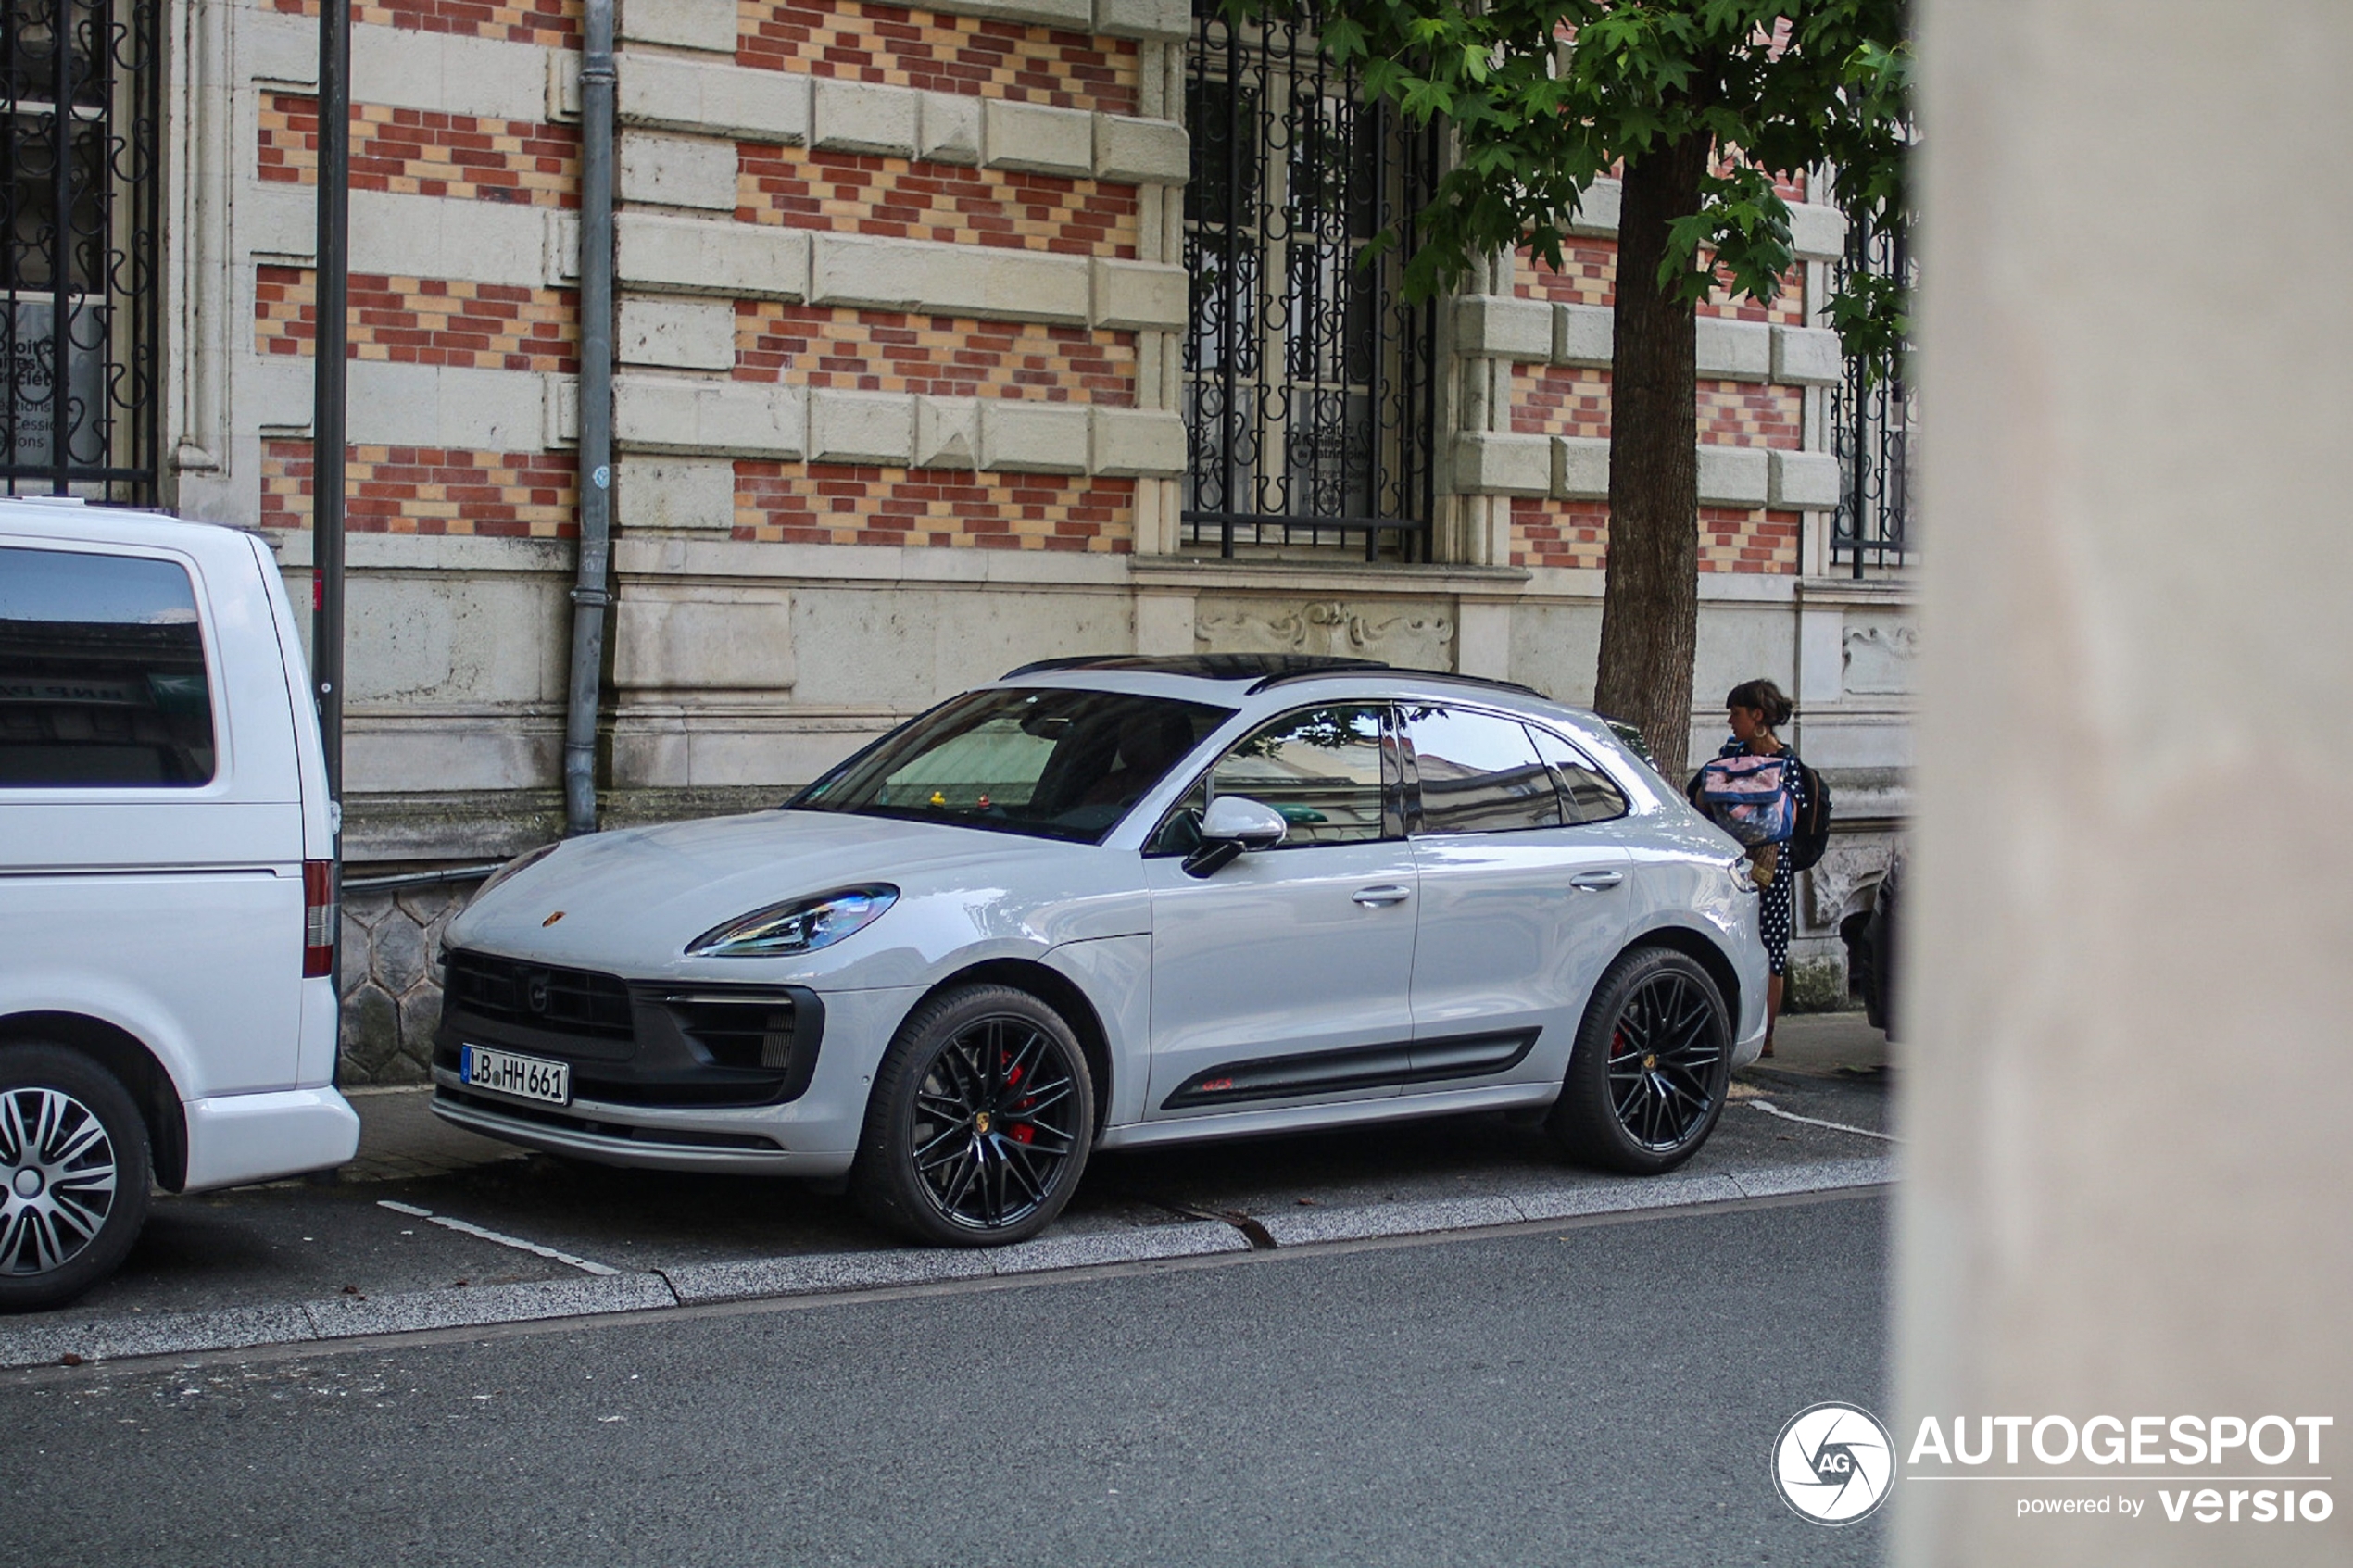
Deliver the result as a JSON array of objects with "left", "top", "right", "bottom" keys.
[{"left": 340, "top": 1083, "right": 526, "bottom": 1184}]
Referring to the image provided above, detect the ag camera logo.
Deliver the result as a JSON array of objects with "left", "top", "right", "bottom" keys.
[{"left": 1774, "top": 1401, "right": 1896, "bottom": 1525}]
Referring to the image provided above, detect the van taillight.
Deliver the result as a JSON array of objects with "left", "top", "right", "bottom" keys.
[{"left": 304, "top": 860, "right": 337, "bottom": 978}]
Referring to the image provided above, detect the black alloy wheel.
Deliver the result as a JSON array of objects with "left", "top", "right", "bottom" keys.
[
  {"left": 852, "top": 985, "right": 1095, "bottom": 1247},
  {"left": 0, "top": 1043, "right": 153, "bottom": 1313},
  {"left": 1548, "top": 947, "right": 1731, "bottom": 1174}
]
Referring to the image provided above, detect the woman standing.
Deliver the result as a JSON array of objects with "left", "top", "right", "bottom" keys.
[{"left": 1712, "top": 679, "right": 1804, "bottom": 1057}]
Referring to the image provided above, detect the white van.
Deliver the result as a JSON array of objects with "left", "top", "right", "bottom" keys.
[{"left": 0, "top": 501, "right": 359, "bottom": 1311}]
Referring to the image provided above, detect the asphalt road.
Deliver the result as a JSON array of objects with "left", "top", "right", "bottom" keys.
[
  {"left": 30, "top": 1012, "right": 1894, "bottom": 1327},
  {"left": 0, "top": 1191, "right": 1888, "bottom": 1568}
]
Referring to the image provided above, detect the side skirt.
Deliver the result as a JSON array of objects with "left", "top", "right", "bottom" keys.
[
  {"left": 1160, "top": 1028, "right": 1540, "bottom": 1111},
  {"left": 1099, "top": 1080, "right": 1561, "bottom": 1151}
]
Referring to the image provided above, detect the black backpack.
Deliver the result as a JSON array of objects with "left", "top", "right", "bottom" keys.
[{"left": 1787, "top": 759, "right": 1832, "bottom": 873}]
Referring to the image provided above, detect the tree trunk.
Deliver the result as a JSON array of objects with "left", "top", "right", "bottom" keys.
[{"left": 1593, "top": 132, "right": 1709, "bottom": 784}]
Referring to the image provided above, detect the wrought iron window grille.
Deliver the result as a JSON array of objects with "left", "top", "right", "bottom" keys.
[
  {"left": 1181, "top": 0, "right": 1438, "bottom": 562},
  {"left": 1, "top": 0, "right": 159, "bottom": 504},
  {"left": 1827, "top": 215, "right": 1914, "bottom": 576}
]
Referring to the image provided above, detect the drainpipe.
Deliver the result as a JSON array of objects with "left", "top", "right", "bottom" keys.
[
  {"left": 312, "top": 0, "right": 350, "bottom": 985},
  {"left": 562, "top": 0, "right": 617, "bottom": 836}
]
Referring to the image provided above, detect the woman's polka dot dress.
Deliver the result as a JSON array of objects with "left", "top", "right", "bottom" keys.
[{"left": 1756, "top": 754, "right": 1803, "bottom": 976}]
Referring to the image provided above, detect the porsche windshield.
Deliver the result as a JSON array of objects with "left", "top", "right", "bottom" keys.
[{"left": 790, "top": 687, "right": 1235, "bottom": 843}]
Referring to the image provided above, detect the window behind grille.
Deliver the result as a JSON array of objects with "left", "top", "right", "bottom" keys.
[
  {"left": 1, "top": 0, "right": 161, "bottom": 502},
  {"left": 1182, "top": 0, "right": 1437, "bottom": 562}
]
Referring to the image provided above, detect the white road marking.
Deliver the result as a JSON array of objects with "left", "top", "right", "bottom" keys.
[
  {"left": 1746, "top": 1099, "right": 1898, "bottom": 1144},
  {"left": 375, "top": 1198, "right": 619, "bottom": 1276}
]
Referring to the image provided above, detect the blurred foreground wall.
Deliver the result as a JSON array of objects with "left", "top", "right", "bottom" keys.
[{"left": 1898, "top": 3, "right": 2353, "bottom": 1562}]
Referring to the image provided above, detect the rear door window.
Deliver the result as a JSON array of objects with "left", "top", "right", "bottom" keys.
[
  {"left": 1529, "top": 725, "right": 1630, "bottom": 824},
  {"left": 0, "top": 546, "right": 217, "bottom": 787},
  {"left": 1404, "top": 705, "right": 1561, "bottom": 834}
]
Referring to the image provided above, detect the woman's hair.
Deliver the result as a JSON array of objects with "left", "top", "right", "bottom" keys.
[{"left": 1726, "top": 678, "right": 1793, "bottom": 729}]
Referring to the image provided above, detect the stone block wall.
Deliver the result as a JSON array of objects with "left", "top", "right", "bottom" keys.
[{"left": 336, "top": 880, "right": 482, "bottom": 1085}]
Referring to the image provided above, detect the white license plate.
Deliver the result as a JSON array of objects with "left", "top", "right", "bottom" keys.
[{"left": 460, "top": 1044, "right": 572, "bottom": 1107}]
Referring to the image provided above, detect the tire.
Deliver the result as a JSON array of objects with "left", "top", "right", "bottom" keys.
[
  {"left": 850, "top": 985, "right": 1096, "bottom": 1248},
  {"left": 1547, "top": 947, "right": 1732, "bottom": 1175},
  {"left": 0, "top": 1044, "right": 153, "bottom": 1313}
]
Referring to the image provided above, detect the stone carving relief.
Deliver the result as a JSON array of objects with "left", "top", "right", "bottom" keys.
[
  {"left": 1802, "top": 834, "right": 1898, "bottom": 934},
  {"left": 1842, "top": 621, "right": 1918, "bottom": 695},
  {"left": 1194, "top": 597, "right": 1455, "bottom": 669}
]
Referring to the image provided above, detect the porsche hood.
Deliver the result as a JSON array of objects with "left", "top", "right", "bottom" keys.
[{"left": 444, "top": 808, "right": 1121, "bottom": 979}]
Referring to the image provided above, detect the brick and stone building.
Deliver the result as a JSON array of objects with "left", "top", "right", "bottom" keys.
[{"left": 24, "top": 0, "right": 1913, "bottom": 1079}]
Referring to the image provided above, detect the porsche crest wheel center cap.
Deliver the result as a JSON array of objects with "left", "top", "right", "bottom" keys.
[{"left": 974, "top": 1111, "right": 992, "bottom": 1135}]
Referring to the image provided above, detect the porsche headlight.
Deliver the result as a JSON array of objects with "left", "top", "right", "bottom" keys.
[{"left": 686, "top": 885, "right": 899, "bottom": 958}]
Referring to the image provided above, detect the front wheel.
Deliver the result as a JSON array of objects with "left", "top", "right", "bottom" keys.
[
  {"left": 851, "top": 985, "right": 1095, "bottom": 1247},
  {"left": 1547, "top": 948, "right": 1731, "bottom": 1174},
  {"left": 0, "top": 1044, "right": 153, "bottom": 1313}
]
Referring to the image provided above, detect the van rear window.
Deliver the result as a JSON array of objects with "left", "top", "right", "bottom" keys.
[{"left": 0, "top": 546, "right": 218, "bottom": 787}]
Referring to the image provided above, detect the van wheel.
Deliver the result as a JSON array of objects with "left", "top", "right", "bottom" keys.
[
  {"left": 0, "top": 1044, "right": 152, "bottom": 1313},
  {"left": 851, "top": 985, "right": 1094, "bottom": 1248},
  {"left": 1547, "top": 948, "right": 1731, "bottom": 1174}
]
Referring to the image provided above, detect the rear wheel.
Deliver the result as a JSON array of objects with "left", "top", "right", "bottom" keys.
[
  {"left": 0, "top": 1044, "right": 152, "bottom": 1313},
  {"left": 1548, "top": 948, "right": 1730, "bottom": 1174},
  {"left": 851, "top": 985, "right": 1095, "bottom": 1247}
]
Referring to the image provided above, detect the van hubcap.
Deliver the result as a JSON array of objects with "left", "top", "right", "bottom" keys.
[{"left": 0, "top": 1088, "right": 118, "bottom": 1276}]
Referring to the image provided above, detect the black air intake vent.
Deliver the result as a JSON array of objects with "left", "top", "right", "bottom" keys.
[
  {"left": 641, "top": 985, "right": 827, "bottom": 1103},
  {"left": 663, "top": 994, "right": 798, "bottom": 1071}
]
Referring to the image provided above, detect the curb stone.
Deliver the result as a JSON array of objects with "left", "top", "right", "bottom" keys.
[
  {"left": 661, "top": 1248, "right": 992, "bottom": 1307},
  {"left": 0, "top": 1160, "right": 1890, "bottom": 1371},
  {"left": 1726, "top": 1156, "right": 1893, "bottom": 1197},
  {"left": 1256, "top": 1157, "right": 1891, "bottom": 1245},
  {"left": 302, "top": 1272, "right": 680, "bottom": 1337},
  {"left": 1261, "top": 1195, "right": 1527, "bottom": 1247}
]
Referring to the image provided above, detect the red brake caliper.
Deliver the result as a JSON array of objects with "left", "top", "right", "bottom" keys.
[{"left": 1004, "top": 1061, "right": 1035, "bottom": 1143}]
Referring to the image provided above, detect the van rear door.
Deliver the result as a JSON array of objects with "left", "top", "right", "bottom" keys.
[{"left": 0, "top": 532, "right": 308, "bottom": 1098}]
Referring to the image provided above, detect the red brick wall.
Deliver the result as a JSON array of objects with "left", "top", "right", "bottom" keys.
[
  {"left": 736, "top": 464, "right": 1132, "bottom": 550},
  {"left": 258, "top": 268, "right": 578, "bottom": 375},
  {"left": 260, "top": 94, "right": 581, "bottom": 208},
  {"left": 1516, "top": 238, "right": 1806, "bottom": 323},
  {"left": 1513, "top": 496, "right": 1607, "bottom": 571},
  {"left": 738, "top": 1, "right": 1139, "bottom": 115},
  {"left": 736, "top": 307, "right": 1130, "bottom": 403},
  {"left": 271, "top": 0, "right": 580, "bottom": 48},
  {"left": 1701, "top": 507, "right": 1799, "bottom": 574},
  {"left": 737, "top": 145, "right": 1138, "bottom": 257},
  {"left": 264, "top": 440, "right": 579, "bottom": 537},
  {"left": 1514, "top": 366, "right": 1609, "bottom": 440},
  {"left": 1698, "top": 381, "right": 1801, "bottom": 449},
  {"left": 1515, "top": 502, "right": 1803, "bottom": 575},
  {"left": 1517, "top": 243, "right": 1616, "bottom": 307}
]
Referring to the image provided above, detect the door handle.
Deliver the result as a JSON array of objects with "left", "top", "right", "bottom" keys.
[
  {"left": 1567, "top": 870, "right": 1625, "bottom": 891},
  {"left": 1352, "top": 884, "right": 1412, "bottom": 906}
]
